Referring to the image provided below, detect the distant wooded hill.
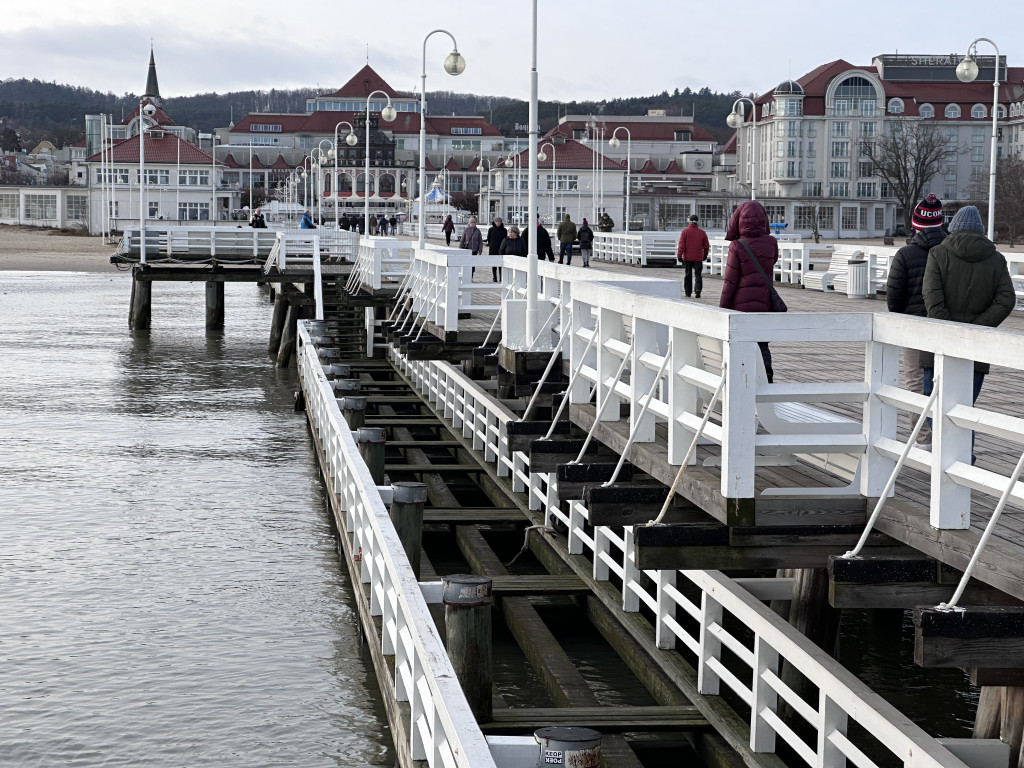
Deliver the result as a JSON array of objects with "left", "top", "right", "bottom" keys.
[{"left": 0, "top": 78, "right": 744, "bottom": 150}]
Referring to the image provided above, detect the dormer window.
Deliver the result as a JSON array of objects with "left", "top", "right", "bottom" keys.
[
  {"left": 888, "top": 98, "right": 904, "bottom": 114},
  {"left": 972, "top": 104, "right": 987, "bottom": 119},
  {"left": 945, "top": 104, "right": 961, "bottom": 119},
  {"left": 919, "top": 104, "right": 935, "bottom": 119}
]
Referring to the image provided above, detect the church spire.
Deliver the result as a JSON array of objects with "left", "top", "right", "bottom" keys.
[{"left": 144, "top": 46, "right": 161, "bottom": 103}]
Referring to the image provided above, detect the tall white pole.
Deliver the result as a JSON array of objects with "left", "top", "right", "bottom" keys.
[
  {"left": 752, "top": 107, "right": 758, "bottom": 202},
  {"left": 139, "top": 100, "right": 147, "bottom": 265},
  {"left": 525, "top": 0, "right": 539, "bottom": 344}
]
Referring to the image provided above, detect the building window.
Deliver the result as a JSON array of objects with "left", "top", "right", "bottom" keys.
[
  {"left": 249, "top": 136, "right": 280, "bottom": 146},
  {"left": 506, "top": 174, "right": 528, "bottom": 191},
  {"left": 832, "top": 122, "right": 850, "bottom": 138},
  {"left": 874, "top": 208, "right": 885, "bottom": 230},
  {"left": 546, "top": 174, "right": 579, "bottom": 191},
  {"left": 25, "top": 194, "right": 58, "bottom": 219},
  {"left": 818, "top": 206, "right": 834, "bottom": 229},
  {"left": 697, "top": 204, "right": 726, "bottom": 229},
  {"left": 855, "top": 182, "right": 876, "bottom": 197},
  {"left": 804, "top": 164, "right": 816, "bottom": 178},
  {"left": 833, "top": 76, "right": 877, "bottom": 115},
  {"left": 674, "top": 130, "right": 693, "bottom": 141},
  {"left": 973, "top": 127, "right": 987, "bottom": 143},
  {"left": 997, "top": 105, "right": 1006, "bottom": 118},
  {"left": 451, "top": 140, "right": 481, "bottom": 151},
  {"left": 833, "top": 99, "right": 850, "bottom": 116},
  {"left": 178, "top": 202, "right": 210, "bottom": 221},
  {"left": 763, "top": 204, "right": 785, "bottom": 223},
  {"left": 178, "top": 170, "right": 210, "bottom": 186},
  {"left": 919, "top": 104, "right": 935, "bottom": 119},
  {"left": 96, "top": 168, "right": 130, "bottom": 184},
  {"left": 802, "top": 182, "right": 822, "bottom": 197},
  {"left": 806, "top": 141, "right": 815, "bottom": 158},
  {"left": 830, "top": 161, "right": 849, "bottom": 178},
  {"left": 841, "top": 207, "right": 859, "bottom": 229},
  {"left": 972, "top": 104, "right": 987, "bottom": 119},
  {"left": 862, "top": 100, "right": 877, "bottom": 116},
  {"left": 831, "top": 142, "right": 849, "bottom": 158},
  {"left": 858, "top": 161, "right": 873, "bottom": 178},
  {"left": 451, "top": 127, "right": 482, "bottom": 135},
  {"left": 829, "top": 182, "right": 849, "bottom": 197},
  {"left": 860, "top": 123, "right": 877, "bottom": 138},
  {"left": 137, "top": 169, "right": 170, "bottom": 185},
  {"left": 944, "top": 183, "right": 958, "bottom": 199},
  {"left": 250, "top": 124, "right": 282, "bottom": 132},
  {"left": 945, "top": 104, "right": 961, "bottom": 119},
  {"left": 972, "top": 146, "right": 984, "bottom": 162},
  {"left": 776, "top": 98, "right": 802, "bottom": 117},
  {"left": 66, "top": 196, "right": 87, "bottom": 220},
  {"left": 880, "top": 182, "right": 890, "bottom": 197},
  {"left": 0, "top": 193, "right": 18, "bottom": 219}
]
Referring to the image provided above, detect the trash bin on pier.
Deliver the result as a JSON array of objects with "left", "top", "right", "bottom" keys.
[{"left": 846, "top": 259, "right": 869, "bottom": 299}]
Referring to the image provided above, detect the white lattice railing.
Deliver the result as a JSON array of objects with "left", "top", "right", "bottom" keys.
[
  {"left": 122, "top": 225, "right": 280, "bottom": 260},
  {"left": 388, "top": 341, "right": 973, "bottom": 768},
  {"left": 398, "top": 247, "right": 502, "bottom": 335},
  {"left": 297, "top": 323, "right": 498, "bottom": 768},
  {"left": 348, "top": 236, "right": 414, "bottom": 291}
]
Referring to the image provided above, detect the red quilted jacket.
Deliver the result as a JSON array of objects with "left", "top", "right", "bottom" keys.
[{"left": 719, "top": 201, "right": 778, "bottom": 313}]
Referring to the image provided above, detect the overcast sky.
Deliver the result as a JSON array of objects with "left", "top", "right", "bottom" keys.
[{"left": 2, "top": 1, "right": 1023, "bottom": 105}]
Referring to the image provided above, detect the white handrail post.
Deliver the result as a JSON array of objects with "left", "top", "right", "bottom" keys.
[
  {"left": 751, "top": 636, "right": 780, "bottom": 752},
  {"left": 668, "top": 327, "right": 700, "bottom": 465},
  {"left": 655, "top": 569, "right": 678, "bottom": 649},
  {"left": 631, "top": 317, "right": 666, "bottom": 443},
  {"left": 697, "top": 592, "right": 722, "bottom": 695},
  {"left": 721, "top": 338, "right": 758, "bottom": 500},
  {"left": 597, "top": 307, "right": 625, "bottom": 422},
  {"left": 816, "top": 694, "right": 849, "bottom": 768},
  {"left": 861, "top": 338, "right": 900, "bottom": 496},
  {"left": 569, "top": 298, "right": 597, "bottom": 405},
  {"left": 931, "top": 354, "right": 974, "bottom": 529},
  {"left": 444, "top": 263, "right": 460, "bottom": 334}
]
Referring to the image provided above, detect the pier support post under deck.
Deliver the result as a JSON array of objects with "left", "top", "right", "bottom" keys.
[
  {"left": 533, "top": 727, "right": 601, "bottom": 768},
  {"left": 129, "top": 271, "right": 151, "bottom": 330},
  {"left": 206, "top": 281, "right": 225, "bottom": 330},
  {"left": 356, "top": 427, "right": 387, "bottom": 485},
  {"left": 975, "top": 686, "right": 1001, "bottom": 739},
  {"left": 268, "top": 296, "right": 287, "bottom": 354},
  {"left": 443, "top": 574, "right": 493, "bottom": 723},
  {"left": 340, "top": 396, "right": 367, "bottom": 428},
  {"left": 389, "top": 482, "right": 426, "bottom": 579},
  {"left": 276, "top": 304, "right": 299, "bottom": 368}
]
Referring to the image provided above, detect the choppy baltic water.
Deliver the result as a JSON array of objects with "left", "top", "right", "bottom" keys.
[{"left": 0, "top": 272, "right": 393, "bottom": 767}]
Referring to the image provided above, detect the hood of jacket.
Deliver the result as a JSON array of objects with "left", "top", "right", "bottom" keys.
[
  {"left": 941, "top": 231, "right": 998, "bottom": 263},
  {"left": 910, "top": 228, "right": 946, "bottom": 250},
  {"left": 725, "top": 201, "right": 769, "bottom": 241}
]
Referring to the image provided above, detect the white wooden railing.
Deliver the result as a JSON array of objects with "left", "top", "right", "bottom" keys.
[
  {"left": 347, "top": 236, "right": 414, "bottom": 291},
  {"left": 297, "top": 323, "right": 499, "bottom": 768},
  {"left": 706, "top": 239, "right": 815, "bottom": 285},
  {"left": 394, "top": 247, "right": 502, "bottom": 335},
  {"left": 592, "top": 231, "right": 688, "bottom": 267},
  {"left": 122, "top": 225, "right": 280, "bottom": 260},
  {"left": 389, "top": 342, "right": 973, "bottom": 768}
]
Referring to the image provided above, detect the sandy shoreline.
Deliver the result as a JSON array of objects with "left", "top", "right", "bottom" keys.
[{"left": 0, "top": 226, "right": 121, "bottom": 273}]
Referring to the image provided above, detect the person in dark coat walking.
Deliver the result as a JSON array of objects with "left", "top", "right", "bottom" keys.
[
  {"left": 300, "top": 211, "right": 316, "bottom": 229},
  {"left": 597, "top": 213, "right": 614, "bottom": 232},
  {"left": 340, "top": 214, "right": 351, "bottom": 231},
  {"left": 577, "top": 218, "right": 594, "bottom": 267},
  {"left": 485, "top": 217, "right": 508, "bottom": 281},
  {"left": 499, "top": 225, "right": 526, "bottom": 257},
  {"left": 922, "top": 205, "right": 1015, "bottom": 462},
  {"left": 676, "top": 214, "right": 710, "bottom": 297},
  {"left": 523, "top": 218, "right": 555, "bottom": 262},
  {"left": 719, "top": 201, "right": 780, "bottom": 381},
  {"left": 556, "top": 214, "right": 577, "bottom": 264},
  {"left": 249, "top": 207, "right": 267, "bottom": 228},
  {"left": 442, "top": 215, "right": 455, "bottom": 246},
  {"left": 886, "top": 193, "right": 945, "bottom": 446},
  {"left": 389, "top": 215, "right": 398, "bottom": 235}
]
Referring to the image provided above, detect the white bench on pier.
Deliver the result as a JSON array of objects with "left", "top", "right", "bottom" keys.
[{"left": 803, "top": 248, "right": 864, "bottom": 292}]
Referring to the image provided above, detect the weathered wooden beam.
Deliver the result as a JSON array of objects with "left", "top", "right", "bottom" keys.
[
  {"left": 480, "top": 705, "right": 708, "bottom": 734},
  {"left": 506, "top": 420, "right": 571, "bottom": 452},
  {"left": 488, "top": 575, "right": 589, "bottom": 596},
  {"left": 422, "top": 508, "right": 525, "bottom": 524},
  {"left": 585, "top": 484, "right": 671, "bottom": 527},
  {"left": 529, "top": 439, "right": 612, "bottom": 473},
  {"left": 555, "top": 462, "right": 633, "bottom": 502},
  {"left": 915, "top": 607, "right": 1024, "bottom": 668},
  {"left": 129, "top": 271, "right": 152, "bottom": 330},
  {"left": 205, "top": 281, "right": 225, "bottom": 329}
]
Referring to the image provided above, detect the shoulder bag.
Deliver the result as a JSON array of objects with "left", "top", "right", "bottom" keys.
[{"left": 737, "top": 239, "right": 787, "bottom": 312}]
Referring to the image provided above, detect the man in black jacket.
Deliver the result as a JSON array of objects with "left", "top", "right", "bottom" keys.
[
  {"left": 522, "top": 217, "right": 554, "bottom": 262},
  {"left": 886, "top": 193, "right": 944, "bottom": 446}
]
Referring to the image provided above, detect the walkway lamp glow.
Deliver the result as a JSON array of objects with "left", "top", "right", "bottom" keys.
[
  {"left": 364, "top": 89, "right": 396, "bottom": 236},
  {"left": 957, "top": 38, "right": 1002, "bottom": 241},
  {"left": 138, "top": 101, "right": 156, "bottom": 265},
  {"left": 330, "top": 121, "right": 358, "bottom": 230},
  {"left": 538, "top": 142, "right": 557, "bottom": 227},
  {"left": 419, "top": 30, "right": 465, "bottom": 249},
  {"left": 727, "top": 97, "right": 758, "bottom": 200},
  {"left": 609, "top": 126, "right": 631, "bottom": 232}
]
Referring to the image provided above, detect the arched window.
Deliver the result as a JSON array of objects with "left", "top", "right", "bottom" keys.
[
  {"left": 888, "top": 98, "right": 904, "bottom": 114},
  {"left": 919, "top": 104, "right": 935, "bottom": 119},
  {"left": 997, "top": 104, "right": 1007, "bottom": 118},
  {"left": 971, "top": 104, "right": 987, "bottom": 119},
  {"left": 945, "top": 104, "right": 961, "bottom": 119},
  {"left": 831, "top": 75, "right": 878, "bottom": 116}
]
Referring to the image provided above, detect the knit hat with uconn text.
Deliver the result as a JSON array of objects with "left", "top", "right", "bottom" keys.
[{"left": 912, "top": 194, "right": 943, "bottom": 230}]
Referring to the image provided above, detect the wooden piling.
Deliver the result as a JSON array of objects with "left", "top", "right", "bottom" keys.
[
  {"left": 975, "top": 686, "right": 1002, "bottom": 739},
  {"left": 276, "top": 303, "right": 299, "bottom": 368},
  {"left": 390, "top": 482, "right": 426, "bottom": 579},
  {"left": 268, "top": 295, "right": 287, "bottom": 354},
  {"left": 356, "top": 427, "right": 387, "bottom": 485},
  {"left": 442, "top": 574, "right": 493, "bottom": 723},
  {"left": 1003, "top": 688, "right": 1024, "bottom": 765},
  {"left": 533, "top": 726, "right": 601, "bottom": 768},
  {"left": 129, "top": 272, "right": 152, "bottom": 330},
  {"left": 205, "top": 281, "right": 225, "bottom": 330},
  {"left": 340, "top": 396, "right": 367, "bottom": 428}
]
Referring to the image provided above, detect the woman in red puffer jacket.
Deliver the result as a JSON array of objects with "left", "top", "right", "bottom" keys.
[{"left": 719, "top": 200, "right": 779, "bottom": 381}]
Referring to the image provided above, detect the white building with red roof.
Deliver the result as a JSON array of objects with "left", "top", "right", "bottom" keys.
[{"left": 729, "top": 53, "right": 1024, "bottom": 238}]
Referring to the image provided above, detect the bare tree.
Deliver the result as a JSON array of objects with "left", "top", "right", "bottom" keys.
[
  {"left": 966, "top": 156, "right": 1024, "bottom": 246},
  {"left": 861, "top": 118, "right": 951, "bottom": 233}
]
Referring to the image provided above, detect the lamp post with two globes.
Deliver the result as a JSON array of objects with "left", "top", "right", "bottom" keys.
[
  {"left": 538, "top": 141, "right": 557, "bottom": 227},
  {"left": 609, "top": 127, "right": 631, "bottom": 233},
  {"left": 957, "top": 39, "right": 1002, "bottom": 240},
  {"left": 418, "top": 31, "right": 465, "bottom": 249},
  {"left": 330, "top": 121, "right": 358, "bottom": 230},
  {"left": 726, "top": 97, "right": 758, "bottom": 201},
  {"left": 363, "top": 91, "right": 397, "bottom": 235}
]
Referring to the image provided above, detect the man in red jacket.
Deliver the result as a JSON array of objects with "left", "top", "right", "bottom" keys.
[{"left": 676, "top": 214, "right": 710, "bottom": 298}]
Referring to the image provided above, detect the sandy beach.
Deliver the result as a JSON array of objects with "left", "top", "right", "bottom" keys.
[{"left": 0, "top": 226, "right": 120, "bottom": 272}]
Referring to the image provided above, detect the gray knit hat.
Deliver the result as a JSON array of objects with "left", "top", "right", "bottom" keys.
[{"left": 948, "top": 205, "right": 984, "bottom": 234}]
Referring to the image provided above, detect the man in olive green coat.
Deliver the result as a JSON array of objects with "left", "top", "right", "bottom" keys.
[
  {"left": 556, "top": 213, "right": 577, "bottom": 265},
  {"left": 922, "top": 205, "right": 1015, "bottom": 461}
]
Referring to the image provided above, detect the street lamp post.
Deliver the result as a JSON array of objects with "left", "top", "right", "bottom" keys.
[
  {"left": 727, "top": 97, "right": 758, "bottom": 201},
  {"left": 957, "top": 38, "right": 1002, "bottom": 241},
  {"left": 312, "top": 139, "right": 333, "bottom": 227},
  {"left": 138, "top": 100, "right": 155, "bottom": 265},
  {"left": 525, "top": 0, "right": 540, "bottom": 344},
  {"left": 476, "top": 160, "right": 487, "bottom": 222},
  {"left": 418, "top": 30, "right": 466, "bottom": 249},
  {"left": 330, "top": 121, "right": 358, "bottom": 230},
  {"left": 538, "top": 141, "right": 557, "bottom": 227},
  {"left": 363, "top": 90, "right": 397, "bottom": 236},
  {"left": 609, "top": 127, "right": 631, "bottom": 233}
]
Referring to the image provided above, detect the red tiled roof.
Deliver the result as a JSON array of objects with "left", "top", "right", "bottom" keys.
[
  {"left": 637, "top": 159, "right": 659, "bottom": 173},
  {"left": 718, "top": 133, "right": 737, "bottom": 155},
  {"left": 271, "top": 154, "right": 292, "bottom": 170},
  {"left": 510, "top": 138, "right": 625, "bottom": 171},
  {"left": 662, "top": 160, "right": 683, "bottom": 174},
  {"left": 423, "top": 158, "right": 438, "bottom": 171},
  {"left": 444, "top": 156, "right": 461, "bottom": 171},
  {"left": 222, "top": 154, "right": 240, "bottom": 168},
  {"left": 84, "top": 134, "right": 213, "bottom": 164},
  {"left": 124, "top": 98, "right": 175, "bottom": 127},
  {"left": 322, "top": 64, "right": 414, "bottom": 99}
]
